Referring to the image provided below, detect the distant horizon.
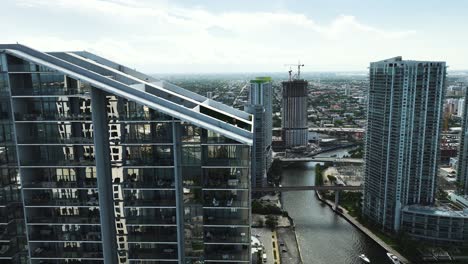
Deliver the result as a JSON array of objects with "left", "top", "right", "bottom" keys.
[
  {"left": 3, "top": 0, "right": 468, "bottom": 72},
  {"left": 152, "top": 69, "right": 468, "bottom": 75}
]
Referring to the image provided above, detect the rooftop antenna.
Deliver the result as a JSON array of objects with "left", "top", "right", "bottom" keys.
[{"left": 284, "top": 61, "right": 305, "bottom": 81}]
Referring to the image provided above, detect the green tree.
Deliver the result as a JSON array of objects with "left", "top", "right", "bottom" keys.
[{"left": 265, "top": 215, "right": 278, "bottom": 230}]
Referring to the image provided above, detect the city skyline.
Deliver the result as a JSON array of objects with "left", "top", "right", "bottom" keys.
[
  {"left": 2, "top": 0, "right": 468, "bottom": 73},
  {"left": 1, "top": 42, "right": 467, "bottom": 263},
  {"left": 2, "top": 1, "right": 468, "bottom": 262}
]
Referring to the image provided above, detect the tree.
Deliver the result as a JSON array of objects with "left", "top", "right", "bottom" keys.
[
  {"left": 265, "top": 215, "right": 278, "bottom": 230},
  {"left": 257, "top": 218, "right": 264, "bottom": 227}
]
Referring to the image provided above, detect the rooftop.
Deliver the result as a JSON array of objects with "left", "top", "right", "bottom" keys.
[
  {"left": 250, "top": 76, "right": 272, "bottom": 84},
  {"left": 402, "top": 204, "right": 468, "bottom": 218},
  {"left": 0, "top": 44, "right": 253, "bottom": 145},
  {"left": 372, "top": 56, "right": 446, "bottom": 65}
]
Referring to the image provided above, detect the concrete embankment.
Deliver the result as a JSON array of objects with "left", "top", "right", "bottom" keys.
[
  {"left": 278, "top": 193, "right": 303, "bottom": 264},
  {"left": 315, "top": 191, "right": 411, "bottom": 264}
]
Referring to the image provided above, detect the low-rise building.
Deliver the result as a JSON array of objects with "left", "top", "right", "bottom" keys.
[
  {"left": 448, "top": 192, "right": 468, "bottom": 208},
  {"left": 401, "top": 205, "right": 468, "bottom": 245}
]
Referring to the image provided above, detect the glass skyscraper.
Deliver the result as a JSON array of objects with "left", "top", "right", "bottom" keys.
[
  {"left": 363, "top": 56, "right": 446, "bottom": 232},
  {"left": 0, "top": 44, "right": 253, "bottom": 264},
  {"left": 244, "top": 77, "right": 272, "bottom": 188},
  {"left": 457, "top": 86, "right": 468, "bottom": 194}
]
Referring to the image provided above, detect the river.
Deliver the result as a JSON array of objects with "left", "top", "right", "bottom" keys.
[{"left": 281, "top": 148, "right": 393, "bottom": 264}]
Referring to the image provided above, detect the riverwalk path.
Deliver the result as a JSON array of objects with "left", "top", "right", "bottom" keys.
[{"left": 315, "top": 191, "right": 411, "bottom": 264}]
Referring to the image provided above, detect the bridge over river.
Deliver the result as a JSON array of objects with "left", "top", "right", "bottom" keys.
[
  {"left": 253, "top": 185, "right": 362, "bottom": 210},
  {"left": 252, "top": 185, "right": 362, "bottom": 192},
  {"left": 278, "top": 157, "right": 364, "bottom": 164}
]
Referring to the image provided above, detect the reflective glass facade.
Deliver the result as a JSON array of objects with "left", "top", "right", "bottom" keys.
[
  {"left": 363, "top": 57, "right": 446, "bottom": 232},
  {"left": 457, "top": 87, "right": 468, "bottom": 194},
  {"left": 1, "top": 52, "right": 28, "bottom": 264},
  {"left": 0, "top": 48, "right": 252, "bottom": 264},
  {"left": 244, "top": 77, "right": 273, "bottom": 188}
]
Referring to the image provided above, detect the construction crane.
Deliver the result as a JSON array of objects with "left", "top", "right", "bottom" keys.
[{"left": 284, "top": 62, "right": 305, "bottom": 81}]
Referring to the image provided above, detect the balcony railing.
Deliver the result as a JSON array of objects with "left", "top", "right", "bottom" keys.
[
  {"left": 23, "top": 180, "right": 97, "bottom": 189},
  {"left": 128, "top": 249, "right": 177, "bottom": 260},
  {"left": 11, "top": 88, "right": 91, "bottom": 97},
  {"left": 18, "top": 137, "right": 94, "bottom": 145},
  {"left": 31, "top": 248, "right": 103, "bottom": 259},
  {"left": 15, "top": 113, "right": 92, "bottom": 122},
  {"left": 127, "top": 232, "right": 177, "bottom": 243},
  {"left": 124, "top": 199, "right": 175, "bottom": 207},
  {"left": 27, "top": 216, "right": 100, "bottom": 225},
  {"left": 204, "top": 216, "right": 249, "bottom": 226},
  {"left": 29, "top": 231, "right": 101, "bottom": 242},
  {"left": 205, "top": 250, "right": 249, "bottom": 261},
  {"left": 124, "top": 216, "right": 176, "bottom": 226}
]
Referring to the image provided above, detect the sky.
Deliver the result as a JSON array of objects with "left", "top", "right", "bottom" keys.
[{"left": 2, "top": 0, "right": 468, "bottom": 73}]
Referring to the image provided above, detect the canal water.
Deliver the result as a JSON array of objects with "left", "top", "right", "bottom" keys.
[{"left": 281, "top": 149, "right": 393, "bottom": 264}]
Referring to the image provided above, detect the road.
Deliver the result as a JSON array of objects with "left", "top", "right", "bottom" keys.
[{"left": 252, "top": 228, "right": 275, "bottom": 264}]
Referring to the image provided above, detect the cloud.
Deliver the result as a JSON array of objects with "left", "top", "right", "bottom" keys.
[{"left": 11, "top": 0, "right": 419, "bottom": 72}]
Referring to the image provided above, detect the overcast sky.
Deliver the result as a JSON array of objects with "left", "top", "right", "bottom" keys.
[{"left": 2, "top": 0, "right": 467, "bottom": 73}]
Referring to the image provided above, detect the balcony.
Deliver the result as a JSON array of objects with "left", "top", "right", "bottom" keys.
[
  {"left": 27, "top": 207, "right": 100, "bottom": 224},
  {"left": 18, "top": 136, "right": 94, "bottom": 145},
  {"left": 124, "top": 199, "right": 175, "bottom": 208},
  {"left": 29, "top": 227, "right": 101, "bottom": 242},
  {"left": 124, "top": 216, "right": 176, "bottom": 226},
  {"left": 127, "top": 231, "right": 177, "bottom": 243},
  {"left": 124, "top": 208, "right": 176, "bottom": 225},
  {"left": 204, "top": 227, "right": 249, "bottom": 244},
  {"left": 11, "top": 87, "right": 91, "bottom": 97},
  {"left": 128, "top": 245, "right": 178, "bottom": 260},
  {"left": 203, "top": 190, "right": 249, "bottom": 208},
  {"left": 205, "top": 245, "right": 249, "bottom": 261},
  {"left": 0, "top": 241, "right": 19, "bottom": 259},
  {"left": 20, "top": 159, "right": 95, "bottom": 167},
  {"left": 124, "top": 190, "right": 175, "bottom": 207},
  {"left": 203, "top": 158, "right": 249, "bottom": 167},
  {"left": 122, "top": 181, "right": 175, "bottom": 190},
  {"left": 204, "top": 217, "right": 249, "bottom": 226},
  {"left": 203, "top": 168, "right": 249, "bottom": 190},
  {"left": 204, "top": 177, "right": 248, "bottom": 190},
  {"left": 203, "top": 145, "right": 249, "bottom": 167},
  {"left": 15, "top": 113, "right": 92, "bottom": 122},
  {"left": 23, "top": 179, "right": 97, "bottom": 189},
  {"left": 0, "top": 225, "right": 17, "bottom": 242},
  {"left": 25, "top": 191, "right": 99, "bottom": 207},
  {"left": 31, "top": 246, "right": 103, "bottom": 259},
  {"left": 29, "top": 216, "right": 100, "bottom": 225}
]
